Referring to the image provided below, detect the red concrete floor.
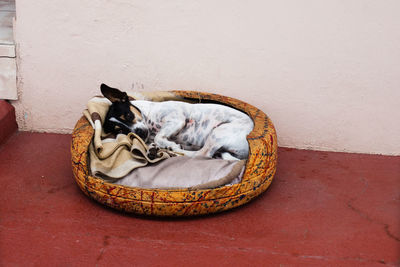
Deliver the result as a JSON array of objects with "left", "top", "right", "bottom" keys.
[{"left": 0, "top": 132, "right": 399, "bottom": 266}]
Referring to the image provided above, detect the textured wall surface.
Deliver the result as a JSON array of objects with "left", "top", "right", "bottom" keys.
[{"left": 13, "top": 0, "right": 400, "bottom": 155}]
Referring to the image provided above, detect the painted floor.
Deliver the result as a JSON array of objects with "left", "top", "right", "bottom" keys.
[{"left": 0, "top": 132, "right": 399, "bottom": 266}]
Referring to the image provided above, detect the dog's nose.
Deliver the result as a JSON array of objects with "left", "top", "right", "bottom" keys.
[{"left": 135, "top": 128, "right": 148, "bottom": 140}]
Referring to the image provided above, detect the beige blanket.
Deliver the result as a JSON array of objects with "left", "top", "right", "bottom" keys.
[
  {"left": 83, "top": 92, "right": 244, "bottom": 189},
  {"left": 84, "top": 96, "right": 177, "bottom": 179},
  {"left": 113, "top": 156, "right": 245, "bottom": 190}
]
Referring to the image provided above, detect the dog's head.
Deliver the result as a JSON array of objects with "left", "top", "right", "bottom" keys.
[{"left": 101, "top": 83, "right": 149, "bottom": 140}]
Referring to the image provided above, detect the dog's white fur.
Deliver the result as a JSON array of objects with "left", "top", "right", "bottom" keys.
[{"left": 127, "top": 100, "right": 254, "bottom": 160}]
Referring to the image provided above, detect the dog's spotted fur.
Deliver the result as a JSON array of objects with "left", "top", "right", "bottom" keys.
[{"left": 101, "top": 84, "right": 254, "bottom": 160}]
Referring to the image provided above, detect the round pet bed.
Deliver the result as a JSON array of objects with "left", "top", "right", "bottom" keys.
[{"left": 71, "top": 91, "right": 277, "bottom": 216}]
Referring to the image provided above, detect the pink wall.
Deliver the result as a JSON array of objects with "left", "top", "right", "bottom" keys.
[{"left": 12, "top": 0, "right": 400, "bottom": 155}]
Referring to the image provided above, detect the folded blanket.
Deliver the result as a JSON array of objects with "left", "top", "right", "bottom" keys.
[{"left": 84, "top": 96, "right": 178, "bottom": 179}]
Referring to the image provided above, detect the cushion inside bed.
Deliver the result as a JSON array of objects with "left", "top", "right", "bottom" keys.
[{"left": 99, "top": 156, "right": 245, "bottom": 189}]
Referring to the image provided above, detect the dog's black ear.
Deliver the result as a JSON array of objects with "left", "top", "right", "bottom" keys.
[{"left": 100, "top": 83, "right": 129, "bottom": 103}]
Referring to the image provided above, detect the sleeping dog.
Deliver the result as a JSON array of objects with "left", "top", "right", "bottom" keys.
[{"left": 101, "top": 84, "right": 254, "bottom": 160}]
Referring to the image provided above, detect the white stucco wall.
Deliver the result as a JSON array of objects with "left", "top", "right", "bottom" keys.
[{"left": 12, "top": 0, "right": 400, "bottom": 155}]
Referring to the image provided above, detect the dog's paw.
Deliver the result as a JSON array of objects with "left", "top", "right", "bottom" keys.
[
  {"left": 167, "top": 143, "right": 182, "bottom": 151},
  {"left": 147, "top": 143, "right": 160, "bottom": 160}
]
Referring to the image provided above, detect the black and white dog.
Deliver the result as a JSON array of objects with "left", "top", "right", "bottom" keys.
[{"left": 101, "top": 84, "right": 254, "bottom": 160}]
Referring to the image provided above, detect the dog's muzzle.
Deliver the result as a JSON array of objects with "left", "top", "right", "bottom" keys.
[{"left": 135, "top": 128, "right": 149, "bottom": 141}]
